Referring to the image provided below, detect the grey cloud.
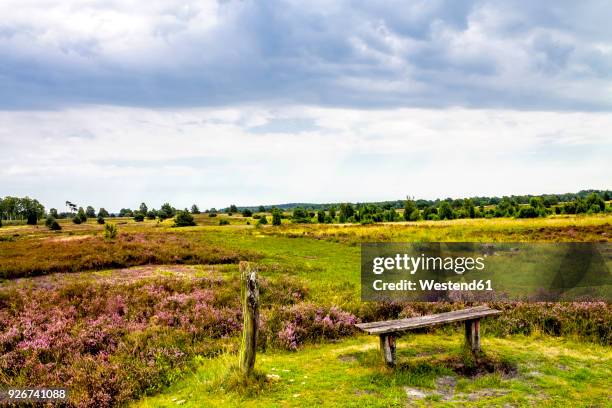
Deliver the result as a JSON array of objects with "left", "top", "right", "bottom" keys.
[{"left": 0, "top": 0, "right": 611, "bottom": 110}]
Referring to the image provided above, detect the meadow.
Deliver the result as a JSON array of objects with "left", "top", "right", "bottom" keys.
[{"left": 0, "top": 213, "right": 610, "bottom": 407}]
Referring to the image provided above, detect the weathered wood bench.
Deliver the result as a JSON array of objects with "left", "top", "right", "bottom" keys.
[{"left": 355, "top": 306, "right": 501, "bottom": 367}]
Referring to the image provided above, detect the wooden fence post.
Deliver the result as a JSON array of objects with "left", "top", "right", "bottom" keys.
[{"left": 239, "top": 261, "right": 259, "bottom": 377}]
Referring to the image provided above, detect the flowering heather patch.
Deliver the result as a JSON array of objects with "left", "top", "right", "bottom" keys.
[
  {"left": 265, "top": 303, "right": 359, "bottom": 351},
  {"left": 0, "top": 268, "right": 244, "bottom": 407},
  {"left": 0, "top": 265, "right": 339, "bottom": 407},
  {"left": 0, "top": 231, "right": 259, "bottom": 279}
]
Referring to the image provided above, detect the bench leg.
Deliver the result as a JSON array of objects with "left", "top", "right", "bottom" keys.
[
  {"left": 379, "top": 334, "right": 396, "bottom": 367},
  {"left": 465, "top": 319, "right": 481, "bottom": 353}
]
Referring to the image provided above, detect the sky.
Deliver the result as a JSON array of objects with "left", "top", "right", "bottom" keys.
[{"left": 0, "top": 0, "right": 611, "bottom": 212}]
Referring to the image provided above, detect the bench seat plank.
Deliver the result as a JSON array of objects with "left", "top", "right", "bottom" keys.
[{"left": 355, "top": 306, "right": 501, "bottom": 335}]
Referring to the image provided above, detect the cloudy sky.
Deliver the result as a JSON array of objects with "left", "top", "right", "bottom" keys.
[{"left": 1, "top": 0, "right": 610, "bottom": 211}]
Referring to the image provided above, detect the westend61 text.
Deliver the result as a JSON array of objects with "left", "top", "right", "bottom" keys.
[{"left": 372, "top": 279, "right": 493, "bottom": 291}]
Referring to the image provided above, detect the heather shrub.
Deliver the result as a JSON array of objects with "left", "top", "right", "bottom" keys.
[{"left": 264, "top": 303, "right": 358, "bottom": 350}]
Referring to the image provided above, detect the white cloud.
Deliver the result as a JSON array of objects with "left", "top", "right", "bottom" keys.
[{"left": 0, "top": 105, "right": 609, "bottom": 211}]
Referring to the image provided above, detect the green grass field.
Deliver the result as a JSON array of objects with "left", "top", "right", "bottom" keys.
[{"left": 1, "top": 214, "right": 610, "bottom": 407}]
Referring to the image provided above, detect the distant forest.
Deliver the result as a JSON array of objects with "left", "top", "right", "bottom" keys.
[
  {"left": 1, "top": 189, "right": 610, "bottom": 227},
  {"left": 227, "top": 189, "right": 611, "bottom": 212}
]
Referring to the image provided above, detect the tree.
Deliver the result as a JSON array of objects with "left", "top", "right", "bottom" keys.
[
  {"left": 517, "top": 206, "right": 538, "bottom": 218},
  {"left": 174, "top": 210, "right": 196, "bottom": 227},
  {"left": 146, "top": 210, "right": 157, "bottom": 220},
  {"left": 50, "top": 208, "right": 59, "bottom": 218},
  {"left": 242, "top": 209, "right": 253, "bottom": 217},
  {"left": 86, "top": 206, "right": 96, "bottom": 218},
  {"left": 258, "top": 205, "right": 266, "bottom": 213},
  {"left": 139, "top": 203, "right": 148, "bottom": 215},
  {"left": 438, "top": 202, "right": 454, "bottom": 220},
  {"left": 586, "top": 192, "right": 605, "bottom": 212},
  {"left": 229, "top": 204, "right": 238, "bottom": 213},
  {"left": 159, "top": 203, "right": 176, "bottom": 219},
  {"left": 272, "top": 208, "right": 282, "bottom": 226},
  {"left": 404, "top": 199, "right": 417, "bottom": 221},
  {"left": 408, "top": 209, "right": 421, "bottom": 221},
  {"left": 77, "top": 207, "right": 87, "bottom": 223},
  {"left": 317, "top": 209, "right": 325, "bottom": 223},
  {"left": 329, "top": 206, "right": 337, "bottom": 219},
  {"left": 119, "top": 208, "right": 133, "bottom": 217},
  {"left": 291, "top": 207, "right": 311, "bottom": 223},
  {"left": 191, "top": 204, "right": 200, "bottom": 214},
  {"left": 98, "top": 208, "right": 110, "bottom": 218}
]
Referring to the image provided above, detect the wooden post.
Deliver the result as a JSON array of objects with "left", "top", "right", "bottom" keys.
[
  {"left": 239, "top": 261, "right": 259, "bottom": 377},
  {"left": 464, "top": 319, "right": 480, "bottom": 353},
  {"left": 379, "top": 334, "right": 396, "bottom": 367}
]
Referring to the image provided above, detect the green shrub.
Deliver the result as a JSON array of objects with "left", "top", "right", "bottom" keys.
[
  {"left": 174, "top": 211, "right": 195, "bottom": 227},
  {"left": 72, "top": 216, "right": 82, "bottom": 224},
  {"left": 517, "top": 206, "right": 538, "bottom": 218},
  {"left": 133, "top": 213, "right": 145, "bottom": 222},
  {"left": 49, "top": 220, "right": 61, "bottom": 230},
  {"left": 97, "top": 216, "right": 105, "bottom": 225},
  {"left": 272, "top": 208, "right": 282, "bottom": 226},
  {"left": 45, "top": 216, "right": 55, "bottom": 228},
  {"left": 104, "top": 223, "right": 118, "bottom": 240},
  {"left": 242, "top": 209, "right": 253, "bottom": 217},
  {"left": 219, "top": 219, "right": 230, "bottom": 226},
  {"left": 257, "top": 216, "right": 268, "bottom": 226},
  {"left": 208, "top": 212, "right": 217, "bottom": 217}
]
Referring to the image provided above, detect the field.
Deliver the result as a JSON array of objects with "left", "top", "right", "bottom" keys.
[{"left": 0, "top": 214, "right": 611, "bottom": 407}]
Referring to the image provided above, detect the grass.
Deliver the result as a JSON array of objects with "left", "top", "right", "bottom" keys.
[
  {"left": 132, "top": 332, "right": 612, "bottom": 407},
  {"left": 1, "top": 214, "right": 611, "bottom": 407}
]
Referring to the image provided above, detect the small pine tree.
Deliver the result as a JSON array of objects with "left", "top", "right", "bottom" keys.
[
  {"left": 191, "top": 204, "right": 200, "bottom": 214},
  {"left": 104, "top": 223, "right": 118, "bottom": 239}
]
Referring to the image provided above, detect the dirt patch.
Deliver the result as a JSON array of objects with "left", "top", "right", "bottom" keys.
[
  {"left": 441, "top": 355, "right": 518, "bottom": 378},
  {"left": 46, "top": 235, "right": 94, "bottom": 243},
  {"left": 338, "top": 355, "right": 357, "bottom": 363},
  {"left": 455, "top": 389, "right": 510, "bottom": 401}
]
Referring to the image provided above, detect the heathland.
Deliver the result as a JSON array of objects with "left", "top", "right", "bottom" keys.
[{"left": 0, "top": 212, "right": 611, "bottom": 407}]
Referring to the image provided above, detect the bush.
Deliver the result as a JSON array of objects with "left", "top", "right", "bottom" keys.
[
  {"left": 174, "top": 211, "right": 196, "bottom": 227},
  {"left": 257, "top": 216, "right": 268, "bottom": 226},
  {"left": 242, "top": 209, "right": 253, "bottom": 217},
  {"left": 45, "top": 216, "right": 55, "bottom": 228},
  {"left": 72, "top": 216, "right": 82, "bottom": 224},
  {"left": 272, "top": 208, "right": 282, "bottom": 226},
  {"left": 104, "top": 223, "right": 118, "bottom": 240},
  {"left": 517, "top": 206, "right": 538, "bottom": 218},
  {"left": 146, "top": 210, "right": 157, "bottom": 220},
  {"left": 97, "top": 216, "right": 105, "bottom": 225},
  {"left": 219, "top": 219, "right": 230, "bottom": 226},
  {"left": 133, "top": 213, "right": 145, "bottom": 222},
  {"left": 208, "top": 212, "right": 217, "bottom": 217},
  {"left": 46, "top": 216, "right": 61, "bottom": 230}
]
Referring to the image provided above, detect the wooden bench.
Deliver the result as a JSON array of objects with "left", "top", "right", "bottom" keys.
[{"left": 355, "top": 306, "right": 501, "bottom": 367}]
